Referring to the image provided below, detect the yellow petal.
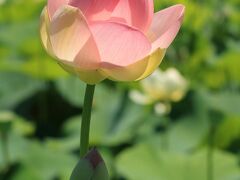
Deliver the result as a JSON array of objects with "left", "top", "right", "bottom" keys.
[
  {"left": 49, "top": 5, "right": 101, "bottom": 69},
  {"left": 100, "top": 57, "right": 149, "bottom": 82},
  {"left": 137, "top": 48, "right": 166, "bottom": 80},
  {"left": 58, "top": 62, "right": 106, "bottom": 84},
  {"left": 39, "top": 7, "right": 55, "bottom": 57},
  {"left": 100, "top": 48, "right": 166, "bottom": 82}
]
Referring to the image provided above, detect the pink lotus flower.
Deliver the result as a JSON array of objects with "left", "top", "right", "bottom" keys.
[{"left": 40, "top": 0, "right": 185, "bottom": 84}]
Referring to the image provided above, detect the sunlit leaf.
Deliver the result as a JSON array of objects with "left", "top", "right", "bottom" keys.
[
  {"left": 116, "top": 143, "right": 240, "bottom": 180},
  {"left": 55, "top": 76, "right": 85, "bottom": 107},
  {"left": 0, "top": 72, "right": 45, "bottom": 109}
]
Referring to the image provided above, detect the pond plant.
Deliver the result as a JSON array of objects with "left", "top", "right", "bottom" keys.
[{"left": 40, "top": 0, "right": 185, "bottom": 179}]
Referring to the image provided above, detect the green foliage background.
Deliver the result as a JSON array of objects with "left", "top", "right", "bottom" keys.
[{"left": 0, "top": 0, "right": 240, "bottom": 179}]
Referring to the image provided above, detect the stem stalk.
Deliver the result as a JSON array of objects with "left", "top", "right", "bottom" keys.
[{"left": 80, "top": 84, "right": 95, "bottom": 157}]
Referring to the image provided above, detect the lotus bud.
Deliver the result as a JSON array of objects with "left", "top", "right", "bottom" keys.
[{"left": 70, "top": 148, "right": 109, "bottom": 180}]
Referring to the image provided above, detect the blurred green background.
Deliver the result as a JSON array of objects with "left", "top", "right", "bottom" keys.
[{"left": 0, "top": 0, "right": 240, "bottom": 179}]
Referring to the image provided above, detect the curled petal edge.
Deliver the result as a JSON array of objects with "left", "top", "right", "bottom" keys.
[
  {"left": 99, "top": 48, "right": 166, "bottom": 82},
  {"left": 137, "top": 48, "right": 166, "bottom": 80},
  {"left": 40, "top": 6, "right": 55, "bottom": 57}
]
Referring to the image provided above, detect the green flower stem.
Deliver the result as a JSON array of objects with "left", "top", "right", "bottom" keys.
[
  {"left": 207, "top": 119, "right": 215, "bottom": 180},
  {"left": 207, "top": 145, "right": 213, "bottom": 180},
  {"left": 80, "top": 84, "right": 95, "bottom": 158},
  {"left": 0, "top": 131, "right": 10, "bottom": 169},
  {"left": 162, "top": 116, "right": 170, "bottom": 150}
]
